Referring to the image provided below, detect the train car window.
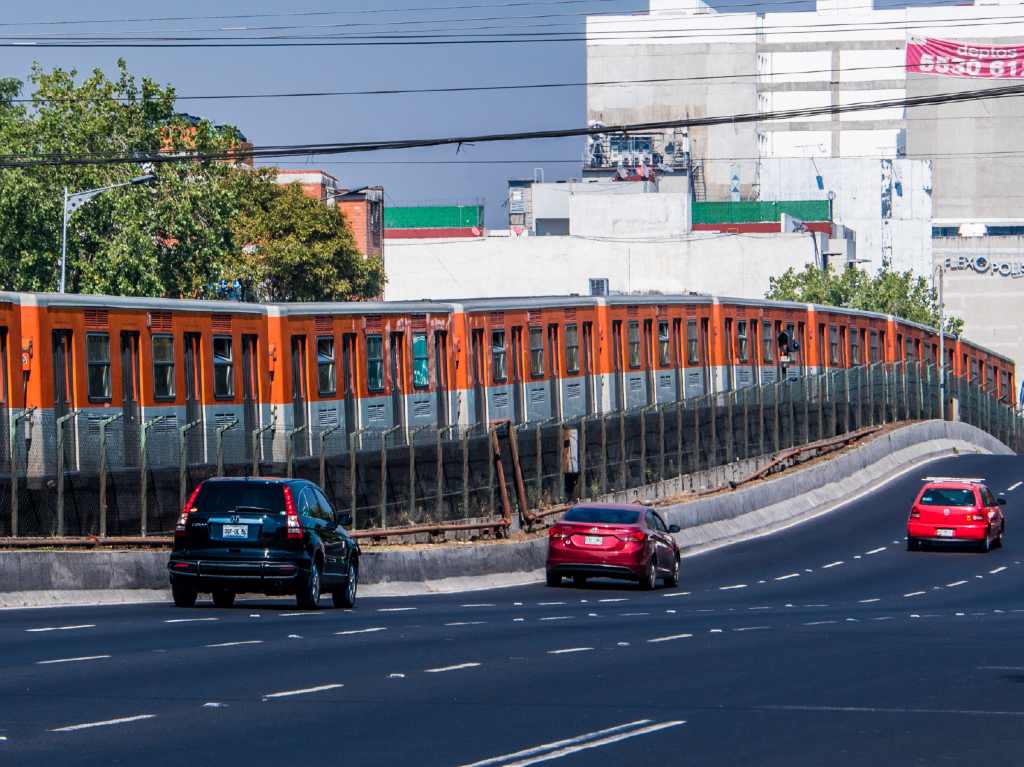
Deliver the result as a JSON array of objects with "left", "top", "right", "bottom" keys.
[
  {"left": 987, "top": 364, "right": 996, "bottom": 391},
  {"left": 905, "top": 338, "right": 915, "bottom": 362},
  {"left": 411, "top": 333, "right": 429, "bottom": 389},
  {"left": 492, "top": 330, "right": 508, "bottom": 383},
  {"left": 87, "top": 332, "right": 111, "bottom": 401},
  {"left": 970, "top": 357, "right": 978, "bottom": 383},
  {"left": 529, "top": 327, "right": 544, "bottom": 377},
  {"left": 317, "top": 336, "right": 336, "bottom": 396},
  {"left": 869, "top": 331, "right": 879, "bottom": 363},
  {"left": 213, "top": 336, "right": 234, "bottom": 399},
  {"left": 736, "top": 321, "right": 749, "bottom": 364},
  {"left": 850, "top": 329, "right": 860, "bottom": 366},
  {"left": 761, "top": 321, "right": 773, "bottom": 363},
  {"left": 152, "top": 334, "right": 175, "bottom": 400},
  {"left": 657, "top": 321, "right": 670, "bottom": 366},
  {"left": 366, "top": 334, "right": 384, "bottom": 392},
  {"left": 627, "top": 321, "right": 641, "bottom": 368},
  {"left": 565, "top": 324, "right": 580, "bottom": 374},
  {"left": 686, "top": 319, "right": 699, "bottom": 365},
  {"left": 829, "top": 326, "right": 839, "bottom": 366}
]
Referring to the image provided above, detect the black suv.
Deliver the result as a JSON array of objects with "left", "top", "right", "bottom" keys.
[{"left": 168, "top": 477, "right": 360, "bottom": 610}]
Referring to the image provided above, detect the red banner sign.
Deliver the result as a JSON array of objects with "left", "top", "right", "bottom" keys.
[{"left": 907, "top": 37, "right": 1024, "bottom": 78}]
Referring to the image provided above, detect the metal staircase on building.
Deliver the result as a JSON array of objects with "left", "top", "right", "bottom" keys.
[{"left": 689, "top": 161, "right": 707, "bottom": 202}]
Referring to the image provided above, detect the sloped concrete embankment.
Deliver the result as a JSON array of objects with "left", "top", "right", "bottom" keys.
[{"left": 0, "top": 420, "right": 1010, "bottom": 606}]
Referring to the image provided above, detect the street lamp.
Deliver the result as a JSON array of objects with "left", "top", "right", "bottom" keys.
[
  {"left": 59, "top": 174, "right": 157, "bottom": 293},
  {"left": 933, "top": 263, "right": 946, "bottom": 421}
]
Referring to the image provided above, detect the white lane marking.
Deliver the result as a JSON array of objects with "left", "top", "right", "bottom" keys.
[
  {"left": 761, "top": 704, "right": 1024, "bottom": 718},
  {"left": 956, "top": 612, "right": 965, "bottom": 617},
  {"left": 647, "top": 633, "right": 693, "bottom": 643},
  {"left": 803, "top": 604, "right": 829, "bottom": 608},
  {"left": 904, "top": 591, "right": 928, "bottom": 598},
  {"left": 946, "top": 580, "right": 968, "bottom": 588},
  {"left": 547, "top": 647, "right": 594, "bottom": 655},
  {"left": 775, "top": 573, "right": 799, "bottom": 581},
  {"left": 873, "top": 616, "right": 894, "bottom": 621},
  {"left": 37, "top": 655, "right": 111, "bottom": 665},
  {"left": 455, "top": 720, "right": 654, "bottom": 767},
  {"left": 446, "top": 621, "right": 487, "bottom": 627},
  {"left": 587, "top": 613, "right": 598, "bottom": 617},
  {"left": 858, "top": 598, "right": 881, "bottom": 604},
  {"left": 665, "top": 610, "right": 677, "bottom": 614},
  {"left": 51, "top": 715, "right": 155, "bottom": 733},
  {"left": 287, "top": 634, "right": 303, "bottom": 640},
  {"left": 540, "top": 616, "right": 572, "bottom": 622},
  {"left": 599, "top": 599, "right": 628, "bottom": 603},
  {"left": 662, "top": 592, "right": 691, "bottom": 598},
  {"left": 1007, "top": 482, "right": 1023, "bottom": 492},
  {"left": 335, "top": 627, "right": 387, "bottom": 636},
  {"left": 25, "top": 624, "right": 95, "bottom": 633},
  {"left": 202, "top": 702, "right": 227, "bottom": 708},
  {"left": 733, "top": 626, "right": 770, "bottom": 632},
  {"left": 719, "top": 584, "right": 748, "bottom": 591},
  {"left": 845, "top": 618, "right": 859, "bottom": 623},
  {"left": 279, "top": 612, "right": 322, "bottom": 617},
  {"left": 709, "top": 629, "right": 723, "bottom": 633},
  {"left": 620, "top": 612, "right": 650, "bottom": 617},
  {"left": 822, "top": 561, "right": 844, "bottom": 569},
  {"left": 461, "top": 604, "right": 495, "bottom": 608},
  {"left": 538, "top": 602, "right": 566, "bottom": 606},
  {"left": 990, "top": 566, "right": 1008, "bottom": 575},
  {"left": 980, "top": 666, "right": 1024, "bottom": 671},
  {"left": 205, "top": 640, "right": 262, "bottom": 648},
  {"left": 803, "top": 620, "right": 837, "bottom": 626},
  {"left": 165, "top": 618, "right": 219, "bottom": 624},
  {"left": 865, "top": 547, "right": 887, "bottom": 555},
  {"left": 854, "top": 555, "right": 862, "bottom": 560},
  {"left": 262, "top": 683, "right": 344, "bottom": 700},
  {"left": 389, "top": 673, "right": 406, "bottom": 679},
  {"left": 513, "top": 618, "right": 526, "bottom": 622},
  {"left": 424, "top": 662, "right": 480, "bottom": 673},
  {"left": 462, "top": 721, "right": 686, "bottom": 767},
  {"left": 514, "top": 602, "right": 523, "bottom": 606},
  {"left": 616, "top": 642, "right": 631, "bottom": 647},
  {"left": 377, "top": 607, "right": 417, "bottom": 613},
  {"left": 748, "top": 606, "right": 773, "bottom": 611}
]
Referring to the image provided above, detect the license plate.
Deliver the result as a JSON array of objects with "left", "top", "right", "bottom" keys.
[
  {"left": 584, "top": 536, "right": 604, "bottom": 546},
  {"left": 222, "top": 524, "right": 249, "bottom": 539},
  {"left": 936, "top": 528, "right": 955, "bottom": 538}
]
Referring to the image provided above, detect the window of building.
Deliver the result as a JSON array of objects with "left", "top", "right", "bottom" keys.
[
  {"left": 627, "top": 321, "right": 641, "bottom": 368},
  {"left": 565, "top": 324, "right": 580, "bottom": 374},
  {"left": 529, "top": 327, "right": 544, "bottom": 377},
  {"left": 658, "top": 321, "right": 670, "bottom": 366},
  {"left": 589, "top": 278, "right": 609, "bottom": 297},
  {"left": 366, "top": 334, "right": 384, "bottom": 392},
  {"left": 412, "top": 333, "right": 429, "bottom": 389},
  {"left": 686, "top": 319, "right": 699, "bottom": 365},
  {"left": 762, "top": 321, "right": 773, "bottom": 363},
  {"left": 491, "top": 330, "right": 508, "bottom": 383},
  {"left": 213, "top": 336, "right": 234, "bottom": 399},
  {"left": 317, "top": 336, "right": 336, "bottom": 395},
  {"left": 737, "top": 321, "right": 749, "bottom": 364},
  {"left": 152, "top": 335, "right": 175, "bottom": 400},
  {"left": 87, "top": 333, "right": 111, "bottom": 401}
]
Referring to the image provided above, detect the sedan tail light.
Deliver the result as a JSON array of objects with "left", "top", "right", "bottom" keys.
[
  {"left": 284, "top": 485, "right": 303, "bottom": 539},
  {"left": 549, "top": 526, "right": 570, "bottom": 540},
  {"left": 617, "top": 530, "right": 647, "bottom": 542},
  {"left": 175, "top": 482, "right": 203, "bottom": 537}
]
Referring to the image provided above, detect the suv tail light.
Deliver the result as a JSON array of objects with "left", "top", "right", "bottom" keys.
[
  {"left": 175, "top": 483, "right": 203, "bottom": 536},
  {"left": 618, "top": 530, "right": 647, "bottom": 542},
  {"left": 284, "top": 486, "right": 303, "bottom": 540}
]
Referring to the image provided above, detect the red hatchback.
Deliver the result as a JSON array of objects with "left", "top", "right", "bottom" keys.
[
  {"left": 546, "top": 503, "right": 681, "bottom": 589},
  {"left": 907, "top": 477, "right": 1006, "bottom": 552}
]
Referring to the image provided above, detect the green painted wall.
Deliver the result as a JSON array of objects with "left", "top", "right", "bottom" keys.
[
  {"left": 692, "top": 200, "right": 831, "bottom": 224},
  {"left": 384, "top": 205, "right": 484, "bottom": 229}
]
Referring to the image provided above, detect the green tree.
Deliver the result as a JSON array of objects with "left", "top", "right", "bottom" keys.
[{"left": 766, "top": 261, "right": 964, "bottom": 335}]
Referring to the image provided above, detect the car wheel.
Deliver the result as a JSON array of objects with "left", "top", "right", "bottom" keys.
[
  {"left": 333, "top": 562, "right": 358, "bottom": 609},
  {"left": 664, "top": 555, "right": 680, "bottom": 588},
  {"left": 641, "top": 558, "right": 658, "bottom": 590},
  {"left": 545, "top": 571, "right": 562, "bottom": 587},
  {"left": 296, "top": 560, "right": 322, "bottom": 609},
  {"left": 212, "top": 589, "right": 235, "bottom": 609},
  {"left": 172, "top": 580, "right": 197, "bottom": 608},
  {"left": 573, "top": 575, "right": 587, "bottom": 588},
  {"left": 978, "top": 532, "right": 992, "bottom": 554},
  {"left": 996, "top": 521, "right": 1005, "bottom": 549}
]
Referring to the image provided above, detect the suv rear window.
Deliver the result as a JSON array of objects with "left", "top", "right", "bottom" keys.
[
  {"left": 192, "top": 482, "right": 286, "bottom": 516},
  {"left": 919, "top": 488, "right": 976, "bottom": 507},
  {"left": 564, "top": 507, "right": 640, "bottom": 525}
]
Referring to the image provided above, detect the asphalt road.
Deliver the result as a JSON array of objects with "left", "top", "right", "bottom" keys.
[{"left": 3, "top": 453, "right": 1024, "bottom": 766}]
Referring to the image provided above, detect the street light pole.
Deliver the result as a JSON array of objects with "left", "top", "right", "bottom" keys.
[{"left": 59, "top": 187, "right": 69, "bottom": 294}]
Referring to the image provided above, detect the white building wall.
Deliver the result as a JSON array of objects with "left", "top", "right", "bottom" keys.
[{"left": 569, "top": 192, "right": 691, "bottom": 238}]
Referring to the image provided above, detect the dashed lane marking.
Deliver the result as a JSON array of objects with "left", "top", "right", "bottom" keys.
[
  {"left": 858, "top": 598, "right": 881, "bottom": 604},
  {"left": 822, "top": 561, "right": 844, "bottom": 569},
  {"left": 647, "top": 633, "right": 693, "bottom": 643},
  {"left": 865, "top": 547, "right": 887, "bottom": 555},
  {"left": 663, "top": 592, "right": 691, "bottom": 598},
  {"left": 599, "top": 599, "right": 629, "bottom": 603},
  {"left": 620, "top": 612, "right": 650, "bottom": 617},
  {"left": 733, "top": 626, "right": 770, "bottom": 632},
  {"left": 548, "top": 647, "right": 594, "bottom": 655},
  {"left": 164, "top": 618, "right": 218, "bottom": 624},
  {"left": 775, "top": 574, "right": 799, "bottom": 581},
  {"left": 279, "top": 612, "right": 322, "bottom": 617},
  {"left": 454, "top": 720, "right": 658, "bottom": 767},
  {"left": 749, "top": 607, "right": 773, "bottom": 611},
  {"left": 25, "top": 624, "right": 95, "bottom": 633},
  {"left": 461, "top": 604, "right": 495, "bottom": 608},
  {"left": 446, "top": 621, "right": 487, "bottom": 627},
  {"left": 946, "top": 580, "right": 968, "bottom": 588},
  {"left": 904, "top": 591, "right": 927, "bottom": 597},
  {"left": 377, "top": 607, "right": 417, "bottom": 613},
  {"left": 991, "top": 566, "right": 1008, "bottom": 574},
  {"left": 424, "top": 662, "right": 481, "bottom": 673},
  {"left": 540, "top": 616, "right": 572, "bottom": 622},
  {"left": 1007, "top": 482, "right": 1023, "bottom": 492},
  {"left": 334, "top": 627, "right": 387, "bottom": 636},
  {"left": 51, "top": 715, "right": 155, "bottom": 733},
  {"left": 873, "top": 617, "right": 894, "bottom": 621},
  {"left": 803, "top": 620, "right": 837, "bottom": 626},
  {"left": 205, "top": 640, "right": 262, "bottom": 648},
  {"left": 37, "top": 655, "right": 110, "bottom": 665},
  {"left": 719, "top": 584, "right": 748, "bottom": 591},
  {"left": 538, "top": 602, "right": 566, "bottom": 606},
  {"left": 263, "top": 684, "right": 344, "bottom": 700}
]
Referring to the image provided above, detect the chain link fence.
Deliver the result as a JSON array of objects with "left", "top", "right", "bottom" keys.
[{"left": 3, "top": 363, "right": 1022, "bottom": 538}]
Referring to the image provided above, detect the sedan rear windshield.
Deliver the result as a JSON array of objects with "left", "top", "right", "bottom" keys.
[
  {"left": 564, "top": 507, "right": 640, "bottom": 525},
  {"left": 192, "top": 483, "right": 286, "bottom": 516},
  {"left": 919, "top": 488, "right": 976, "bottom": 506}
]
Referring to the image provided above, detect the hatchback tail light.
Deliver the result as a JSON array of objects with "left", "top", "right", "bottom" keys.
[
  {"left": 175, "top": 483, "right": 203, "bottom": 537},
  {"left": 284, "top": 486, "right": 303, "bottom": 539},
  {"left": 910, "top": 508, "right": 920, "bottom": 519},
  {"left": 968, "top": 512, "right": 986, "bottom": 522}
]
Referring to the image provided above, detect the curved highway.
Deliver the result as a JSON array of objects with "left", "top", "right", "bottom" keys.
[{"left": 2, "top": 453, "right": 1024, "bottom": 766}]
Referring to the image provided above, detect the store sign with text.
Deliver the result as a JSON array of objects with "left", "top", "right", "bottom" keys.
[
  {"left": 944, "top": 255, "right": 1024, "bottom": 277},
  {"left": 907, "top": 37, "right": 1024, "bottom": 78}
]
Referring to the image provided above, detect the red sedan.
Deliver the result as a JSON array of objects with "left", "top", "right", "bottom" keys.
[
  {"left": 907, "top": 477, "right": 1006, "bottom": 552},
  {"left": 546, "top": 503, "right": 681, "bottom": 589}
]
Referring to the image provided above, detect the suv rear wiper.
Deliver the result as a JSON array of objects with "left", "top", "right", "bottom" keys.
[{"left": 232, "top": 506, "right": 273, "bottom": 515}]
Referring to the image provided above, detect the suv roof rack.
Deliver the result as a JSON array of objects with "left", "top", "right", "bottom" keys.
[{"left": 921, "top": 476, "right": 986, "bottom": 484}]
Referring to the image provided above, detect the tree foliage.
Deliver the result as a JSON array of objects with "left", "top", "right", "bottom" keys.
[
  {"left": 766, "top": 261, "right": 964, "bottom": 336},
  {"left": 0, "top": 60, "right": 383, "bottom": 301}
]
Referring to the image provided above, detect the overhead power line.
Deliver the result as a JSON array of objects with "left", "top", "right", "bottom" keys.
[{"left": 2, "top": 81, "right": 1024, "bottom": 169}]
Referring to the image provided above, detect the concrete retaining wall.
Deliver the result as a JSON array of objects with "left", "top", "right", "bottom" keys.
[{"left": 0, "top": 421, "right": 1010, "bottom": 606}]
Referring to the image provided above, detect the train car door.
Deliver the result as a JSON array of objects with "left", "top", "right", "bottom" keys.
[
  {"left": 611, "top": 321, "right": 624, "bottom": 411},
  {"left": 642, "top": 319, "right": 654, "bottom": 405},
  {"left": 699, "top": 318, "right": 712, "bottom": 394},
  {"left": 52, "top": 330, "right": 74, "bottom": 467},
  {"left": 290, "top": 336, "right": 309, "bottom": 457},
  {"left": 120, "top": 332, "right": 141, "bottom": 466},
  {"left": 582, "top": 321, "right": 595, "bottom": 415},
  {"left": 0, "top": 328, "right": 8, "bottom": 465},
  {"left": 342, "top": 333, "right": 358, "bottom": 439},
  {"left": 183, "top": 333, "right": 203, "bottom": 462},
  {"left": 434, "top": 331, "right": 450, "bottom": 427},
  {"left": 510, "top": 327, "right": 525, "bottom": 423},
  {"left": 389, "top": 332, "right": 406, "bottom": 439},
  {"left": 671, "top": 319, "right": 684, "bottom": 400},
  {"left": 241, "top": 335, "right": 259, "bottom": 445},
  {"left": 723, "top": 319, "right": 734, "bottom": 392},
  {"left": 471, "top": 329, "right": 486, "bottom": 426},
  {"left": 547, "top": 324, "right": 562, "bottom": 420}
]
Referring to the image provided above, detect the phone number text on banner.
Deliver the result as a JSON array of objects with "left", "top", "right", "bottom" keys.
[{"left": 907, "top": 37, "right": 1024, "bottom": 78}]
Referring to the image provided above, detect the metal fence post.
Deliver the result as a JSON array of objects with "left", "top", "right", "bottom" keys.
[
  {"left": 286, "top": 423, "right": 307, "bottom": 479},
  {"left": 758, "top": 383, "right": 766, "bottom": 457},
  {"left": 708, "top": 393, "right": 719, "bottom": 468},
  {"left": 217, "top": 418, "right": 239, "bottom": 477},
  {"left": 639, "top": 406, "right": 649, "bottom": 483},
  {"left": 380, "top": 425, "right": 401, "bottom": 529},
  {"left": 408, "top": 425, "right": 432, "bottom": 519},
  {"left": 318, "top": 422, "right": 344, "bottom": 491},
  {"left": 692, "top": 397, "right": 701, "bottom": 474},
  {"left": 10, "top": 408, "right": 37, "bottom": 539},
  {"left": 580, "top": 417, "right": 588, "bottom": 497},
  {"left": 742, "top": 387, "right": 750, "bottom": 460},
  {"left": 817, "top": 374, "right": 826, "bottom": 440},
  {"left": 253, "top": 412, "right": 278, "bottom": 477},
  {"left": 725, "top": 391, "right": 735, "bottom": 464},
  {"left": 348, "top": 429, "right": 367, "bottom": 529},
  {"left": 618, "top": 409, "right": 627, "bottom": 489},
  {"left": 98, "top": 412, "right": 123, "bottom": 539},
  {"left": 675, "top": 401, "right": 683, "bottom": 479},
  {"left": 802, "top": 372, "right": 810, "bottom": 444},
  {"left": 488, "top": 425, "right": 496, "bottom": 510},
  {"left": 600, "top": 414, "right": 609, "bottom": 495},
  {"left": 55, "top": 409, "right": 80, "bottom": 537},
  {"left": 139, "top": 415, "right": 167, "bottom": 537},
  {"left": 179, "top": 419, "right": 201, "bottom": 510},
  {"left": 436, "top": 425, "right": 457, "bottom": 518},
  {"left": 463, "top": 428, "right": 472, "bottom": 516},
  {"left": 773, "top": 381, "right": 782, "bottom": 451}
]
